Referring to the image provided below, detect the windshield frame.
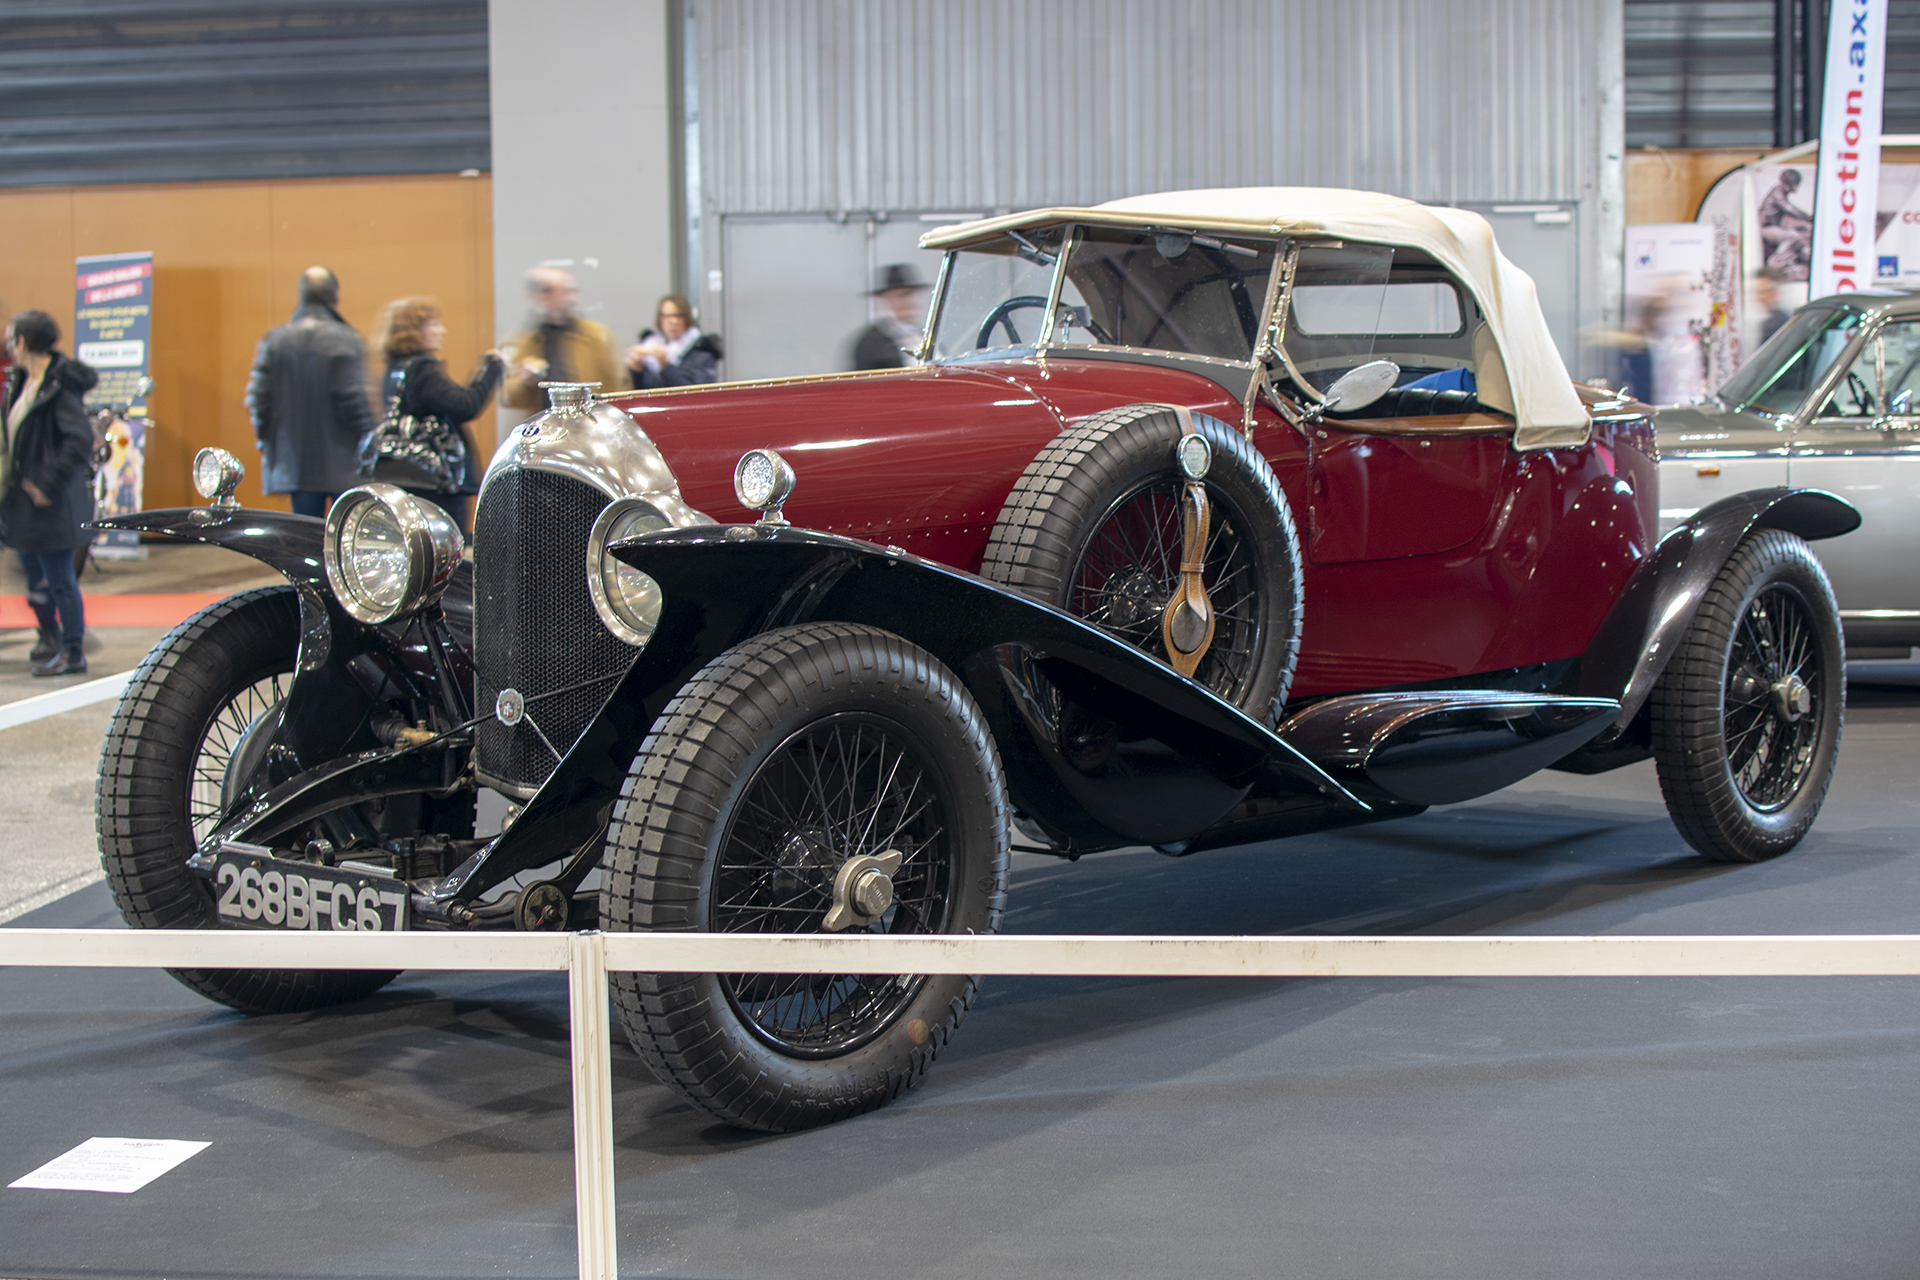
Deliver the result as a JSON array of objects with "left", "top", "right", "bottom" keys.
[
  {"left": 1719, "top": 302, "right": 1868, "bottom": 421},
  {"left": 928, "top": 222, "right": 1287, "bottom": 372}
]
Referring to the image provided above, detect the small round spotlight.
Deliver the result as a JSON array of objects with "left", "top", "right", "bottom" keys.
[
  {"left": 193, "top": 447, "right": 245, "bottom": 509},
  {"left": 733, "top": 449, "right": 797, "bottom": 525},
  {"left": 1175, "top": 434, "right": 1211, "bottom": 480}
]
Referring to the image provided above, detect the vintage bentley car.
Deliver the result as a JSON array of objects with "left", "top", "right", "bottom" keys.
[
  {"left": 97, "top": 188, "right": 1858, "bottom": 1132},
  {"left": 1654, "top": 288, "right": 1920, "bottom": 656}
]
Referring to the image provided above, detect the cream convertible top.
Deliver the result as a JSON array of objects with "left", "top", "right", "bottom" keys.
[{"left": 921, "top": 187, "right": 1589, "bottom": 446}]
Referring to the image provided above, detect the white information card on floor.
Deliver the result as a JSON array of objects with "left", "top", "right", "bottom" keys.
[{"left": 9, "top": 1137, "right": 210, "bottom": 1193}]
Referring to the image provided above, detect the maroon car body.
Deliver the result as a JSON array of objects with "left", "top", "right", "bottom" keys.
[{"left": 624, "top": 361, "right": 1656, "bottom": 697}]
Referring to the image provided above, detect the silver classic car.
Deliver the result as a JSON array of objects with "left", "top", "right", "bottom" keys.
[{"left": 1656, "top": 289, "right": 1920, "bottom": 656}]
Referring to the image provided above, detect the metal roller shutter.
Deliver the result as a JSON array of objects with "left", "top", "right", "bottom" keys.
[{"left": 0, "top": 0, "right": 490, "bottom": 188}]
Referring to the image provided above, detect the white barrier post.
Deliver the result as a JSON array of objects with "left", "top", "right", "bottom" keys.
[{"left": 567, "top": 932, "right": 618, "bottom": 1280}]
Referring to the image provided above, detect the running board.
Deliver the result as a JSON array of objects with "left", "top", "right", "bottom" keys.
[{"left": 1276, "top": 692, "right": 1621, "bottom": 808}]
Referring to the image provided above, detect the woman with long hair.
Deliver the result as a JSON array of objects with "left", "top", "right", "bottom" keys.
[{"left": 371, "top": 297, "right": 504, "bottom": 532}]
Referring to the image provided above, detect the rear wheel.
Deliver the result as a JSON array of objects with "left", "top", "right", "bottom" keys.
[
  {"left": 95, "top": 586, "right": 398, "bottom": 1012},
  {"left": 1651, "top": 529, "right": 1844, "bottom": 861},
  {"left": 600, "top": 623, "right": 1008, "bottom": 1132}
]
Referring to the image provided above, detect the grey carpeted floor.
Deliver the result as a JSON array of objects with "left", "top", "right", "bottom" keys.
[{"left": 3, "top": 670, "right": 1918, "bottom": 1279}]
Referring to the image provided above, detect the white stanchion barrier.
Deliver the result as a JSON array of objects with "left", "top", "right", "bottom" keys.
[{"left": 6, "top": 924, "right": 1920, "bottom": 1280}]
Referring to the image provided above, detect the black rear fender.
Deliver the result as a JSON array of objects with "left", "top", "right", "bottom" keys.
[{"left": 1564, "top": 487, "right": 1858, "bottom": 740}]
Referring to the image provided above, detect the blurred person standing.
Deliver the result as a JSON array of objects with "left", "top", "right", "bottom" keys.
[
  {"left": 245, "top": 266, "right": 380, "bottom": 519},
  {"left": 372, "top": 296, "right": 505, "bottom": 532},
  {"left": 501, "top": 267, "right": 626, "bottom": 416},
  {"left": 1753, "top": 268, "right": 1791, "bottom": 346},
  {"left": 625, "top": 293, "right": 722, "bottom": 388},
  {"left": 2, "top": 310, "right": 96, "bottom": 676},
  {"left": 849, "top": 264, "right": 930, "bottom": 371}
]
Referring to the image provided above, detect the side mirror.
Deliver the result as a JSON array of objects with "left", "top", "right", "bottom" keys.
[{"left": 1320, "top": 360, "right": 1401, "bottom": 413}]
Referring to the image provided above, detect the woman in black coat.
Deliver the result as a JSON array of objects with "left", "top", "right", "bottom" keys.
[
  {"left": 3, "top": 310, "right": 97, "bottom": 676},
  {"left": 372, "top": 297, "right": 505, "bottom": 533}
]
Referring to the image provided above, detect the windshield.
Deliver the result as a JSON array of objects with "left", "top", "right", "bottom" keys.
[
  {"left": 927, "top": 228, "right": 1066, "bottom": 361},
  {"left": 1719, "top": 305, "right": 1864, "bottom": 415},
  {"left": 1049, "top": 225, "right": 1276, "bottom": 361}
]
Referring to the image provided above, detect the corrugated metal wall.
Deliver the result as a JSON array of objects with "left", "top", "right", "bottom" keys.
[
  {"left": 1625, "top": 0, "right": 1920, "bottom": 149},
  {"left": 697, "top": 0, "right": 1609, "bottom": 215},
  {"left": 0, "top": 0, "right": 489, "bottom": 189}
]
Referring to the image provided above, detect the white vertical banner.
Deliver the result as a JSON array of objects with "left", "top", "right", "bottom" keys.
[{"left": 1809, "top": 0, "right": 1888, "bottom": 298}]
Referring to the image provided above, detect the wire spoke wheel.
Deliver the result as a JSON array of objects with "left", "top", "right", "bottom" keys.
[
  {"left": 716, "top": 713, "right": 954, "bottom": 1056},
  {"left": 979, "top": 405, "right": 1302, "bottom": 728},
  {"left": 1651, "top": 528, "right": 1844, "bottom": 862},
  {"left": 1723, "top": 585, "right": 1821, "bottom": 809},
  {"left": 96, "top": 586, "right": 398, "bottom": 1013},
  {"left": 1068, "top": 477, "right": 1262, "bottom": 705},
  {"left": 601, "top": 623, "right": 1007, "bottom": 1132},
  {"left": 187, "top": 672, "right": 288, "bottom": 844}
]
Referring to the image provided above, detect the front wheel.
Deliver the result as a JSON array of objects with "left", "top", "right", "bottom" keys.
[
  {"left": 1650, "top": 529, "right": 1844, "bottom": 861},
  {"left": 95, "top": 586, "right": 399, "bottom": 1012},
  {"left": 600, "top": 623, "right": 1008, "bottom": 1132}
]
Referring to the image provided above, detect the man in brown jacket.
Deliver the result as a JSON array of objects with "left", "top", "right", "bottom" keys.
[{"left": 501, "top": 266, "right": 627, "bottom": 418}]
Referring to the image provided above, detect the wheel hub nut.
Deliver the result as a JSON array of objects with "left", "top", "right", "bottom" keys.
[
  {"left": 852, "top": 869, "right": 893, "bottom": 917},
  {"left": 822, "top": 849, "right": 903, "bottom": 931},
  {"left": 1770, "top": 674, "right": 1811, "bottom": 722}
]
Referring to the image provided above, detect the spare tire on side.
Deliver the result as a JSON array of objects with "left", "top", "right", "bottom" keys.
[{"left": 979, "top": 404, "right": 1304, "bottom": 726}]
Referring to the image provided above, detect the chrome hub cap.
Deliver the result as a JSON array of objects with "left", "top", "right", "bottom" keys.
[
  {"left": 823, "top": 849, "right": 902, "bottom": 932},
  {"left": 1770, "top": 674, "right": 1812, "bottom": 722}
]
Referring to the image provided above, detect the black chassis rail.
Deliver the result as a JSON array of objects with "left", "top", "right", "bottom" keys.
[{"left": 92, "top": 508, "right": 476, "bottom": 851}]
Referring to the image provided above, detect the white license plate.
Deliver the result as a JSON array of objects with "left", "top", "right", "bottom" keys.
[{"left": 212, "top": 848, "right": 409, "bottom": 931}]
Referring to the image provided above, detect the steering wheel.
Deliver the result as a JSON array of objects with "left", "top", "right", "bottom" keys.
[
  {"left": 977, "top": 295, "right": 1051, "bottom": 348},
  {"left": 1844, "top": 370, "right": 1875, "bottom": 416}
]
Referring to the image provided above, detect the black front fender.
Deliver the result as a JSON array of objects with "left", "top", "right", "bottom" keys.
[
  {"left": 436, "top": 525, "right": 1360, "bottom": 905},
  {"left": 95, "top": 506, "right": 470, "bottom": 765},
  {"left": 1566, "top": 486, "right": 1858, "bottom": 737}
]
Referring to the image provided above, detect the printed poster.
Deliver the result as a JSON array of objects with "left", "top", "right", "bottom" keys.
[
  {"left": 73, "top": 252, "right": 152, "bottom": 559},
  {"left": 1696, "top": 155, "right": 1920, "bottom": 375},
  {"left": 1624, "top": 224, "right": 1714, "bottom": 405}
]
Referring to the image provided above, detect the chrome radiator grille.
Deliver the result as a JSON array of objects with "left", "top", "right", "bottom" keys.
[{"left": 472, "top": 467, "right": 633, "bottom": 795}]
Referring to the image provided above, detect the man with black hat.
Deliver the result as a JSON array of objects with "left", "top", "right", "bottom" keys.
[{"left": 850, "top": 264, "right": 931, "bottom": 371}]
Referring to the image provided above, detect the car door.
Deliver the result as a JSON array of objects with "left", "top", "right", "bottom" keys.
[{"left": 1788, "top": 314, "right": 1920, "bottom": 646}]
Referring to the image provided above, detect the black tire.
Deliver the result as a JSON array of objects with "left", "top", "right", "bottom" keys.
[
  {"left": 95, "top": 586, "right": 399, "bottom": 1012},
  {"left": 600, "top": 623, "right": 1008, "bottom": 1132},
  {"left": 979, "top": 404, "right": 1303, "bottom": 725},
  {"left": 1651, "top": 529, "right": 1845, "bottom": 862}
]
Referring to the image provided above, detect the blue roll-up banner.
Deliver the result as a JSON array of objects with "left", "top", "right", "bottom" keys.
[{"left": 74, "top": 251, "right": 152, "bottom": 559}]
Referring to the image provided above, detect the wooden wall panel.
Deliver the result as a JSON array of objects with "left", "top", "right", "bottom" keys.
[{"left": 0, "top": 172, "right": 493, "bottom": 512}]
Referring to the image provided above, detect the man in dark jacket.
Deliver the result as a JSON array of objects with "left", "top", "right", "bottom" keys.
[
  {"left": 849, "top": 264, "right": 931, "bottom": 371},
  {"left": 245, "top": 267, "right": 379, "bottom": 517}
]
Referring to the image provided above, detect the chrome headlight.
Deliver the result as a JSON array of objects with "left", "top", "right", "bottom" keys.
[
  {"left": 323, "top": 484, "right": 464, "bottom": 624},
  {"left": 586, "top": 497, "right": 669, "bottom": 645}
]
